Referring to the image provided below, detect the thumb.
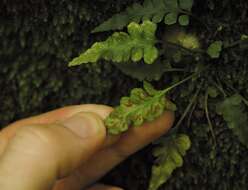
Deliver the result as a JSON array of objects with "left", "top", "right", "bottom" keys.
[{"left": 0, "top": 112, "right": 106, "bottom": 190}]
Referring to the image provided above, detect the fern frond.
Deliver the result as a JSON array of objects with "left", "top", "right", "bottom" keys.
[
  {"left": 92, "top": 0, "right": 194, "bottom": 33},
  {"left": 105, "top": 82, "right": 177, "bottom": 135},
  {"left": 216, "top": 94, "right": 248, "bottom": 148},
  {"left": 149, "top": 134, "right": 191, "bottom": 190},
  {"left": 69, "top": 21, "right": 158, "bottom": 66}
]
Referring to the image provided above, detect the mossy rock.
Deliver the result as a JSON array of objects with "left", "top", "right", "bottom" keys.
[{"left": 1, "top": 0, "right": 248, "bottom": 189}]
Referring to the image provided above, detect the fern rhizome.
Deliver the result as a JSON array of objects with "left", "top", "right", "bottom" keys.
[{"left": 68, "top": 0, "right": 248, "bottom": 189}]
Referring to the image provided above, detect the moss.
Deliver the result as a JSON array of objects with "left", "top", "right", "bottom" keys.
[{"left": 0, "top": 0, "right": 140, "bottom": 125}]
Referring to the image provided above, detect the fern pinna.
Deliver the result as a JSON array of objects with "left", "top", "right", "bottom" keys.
[
  {"left": 105, "top": 82, "right": 177, "bottom": 135},
  {"left": 92, "top": 0, "right": 193, "bottom": 33},
  {"left": 216, "top": 94, "right": 248, "bottom": 148},
  {"left": 69, "top": 21, "right": 158, "bottom": 66},
  {"left": 149, "top": 134, "right": 191, "bottom": 190}
]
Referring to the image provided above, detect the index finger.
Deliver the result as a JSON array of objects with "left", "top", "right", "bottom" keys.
[{"left": 53, "top": 111, "right": 174, "bottom": 190}]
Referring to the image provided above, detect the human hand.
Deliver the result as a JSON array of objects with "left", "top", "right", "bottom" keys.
[{"left": 0, "top": 104, "right": 174, "bottom": 190}]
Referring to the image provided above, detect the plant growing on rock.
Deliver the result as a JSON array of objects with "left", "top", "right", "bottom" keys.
[{"left": 68, "top": 0, "right": 248, "bottom": 189}]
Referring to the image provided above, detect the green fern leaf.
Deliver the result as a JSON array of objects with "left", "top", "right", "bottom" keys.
[
  {"left": 92, "top": 0, "right": 194, "bottom": 33},
  {"left": 69, "top": 21, "right": 158, "bottom": 66},
  {"left": 216, "top": 94, "right": 248, "bottom": 148},
  {"left": 207, "top": 41, "right": 223, "bottom": 59},
  {"left": 149, "top": 134, "right": 191, "bottom": 190},
  {"left": 178, "top": 15, "right": 190, "bottom": 26},
  {"left": 105, "top": 82, "right": 177, "bottom": 135}
]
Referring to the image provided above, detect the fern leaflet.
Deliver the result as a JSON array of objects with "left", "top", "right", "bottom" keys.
[
  {"left": 105, "top": 82, "right": 177, "bottom": 135},
  {"left": 105, "top": 73, "right": 197, "bottom": 135},
  {"left": 207, "top": 41, "right": 223, "bottom": 58},
  {"left": 92, "top": 0, "right": 194, "bottom": 33},
  {"left": 149, "top": 134, "right": 191, "bottom": 190},
  {"left": 69, "top": 21, "right": 158, "bottom": 66},
  {"left": 216, "top": 94, "right": 248, "bottom": 148}
]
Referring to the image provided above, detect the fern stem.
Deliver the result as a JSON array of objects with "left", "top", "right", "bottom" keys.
[
  {"left": 170, "top": 84, "right": 202, "bottom": 134},
  {"left": 163, "top": 68, "right": 187, "bottom": 72},
  {"left": 223, "top": 39, "right": 248, "bottom": 49},
  {"left": 118, "top": 71, "right": 202, "bottom": 126},
  {"left": 162, "top": 65, "right": 209, "bottom": 95},
  {"left": 187, "top": 101, "right": 197, "bottom": 127},
  {"left": 204, "top": 90, "right": 217, "bottom": 147},
  {"left": 212, "top": 80, "right": 227, "bottom": 98},
  {"left": 241, "top": 97, "right": 248, "bottom": 107},
  {"left": 161, "top": 41, "right": 205, "bottom": 54},
  {"left": 162, "top": 73, "right": 197, "bottom": 94}
]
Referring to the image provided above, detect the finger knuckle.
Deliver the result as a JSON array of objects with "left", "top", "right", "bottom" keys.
[{"left": 16, "top": 125, "right": 57, "bottom": 151}]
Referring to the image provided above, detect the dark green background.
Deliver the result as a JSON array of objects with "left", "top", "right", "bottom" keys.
[{"left": 1, "top": 0, "right": 248, "bottom": 189}]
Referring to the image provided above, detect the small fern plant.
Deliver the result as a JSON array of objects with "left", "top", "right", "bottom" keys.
[
  {"left": 103, "top": 81, "right": 193, "bottom": 190},
  {"left": 68, "top": 0, "right": 203, "bottom": 189},
  {"left": 68, "top": 0, "right": 195, "bottom": 189}
]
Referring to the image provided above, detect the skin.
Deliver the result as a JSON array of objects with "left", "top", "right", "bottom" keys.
[{"left": 0, "top": 104, "right": 174, "bottom": 190}]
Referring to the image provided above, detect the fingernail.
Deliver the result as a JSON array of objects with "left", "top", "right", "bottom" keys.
[{"left": 62, "top": 112, "right": 103, "bottom": 138}]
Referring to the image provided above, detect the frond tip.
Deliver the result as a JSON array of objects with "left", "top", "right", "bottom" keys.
[
  {"left": 104, "top": 81, "right": 177, "bottom": 135},
  {"left": 149, "top": 134, "right": 191, "bottom": 190},
  {"left": 68, "top": 21, "right": 158, "bottom": 66}
]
